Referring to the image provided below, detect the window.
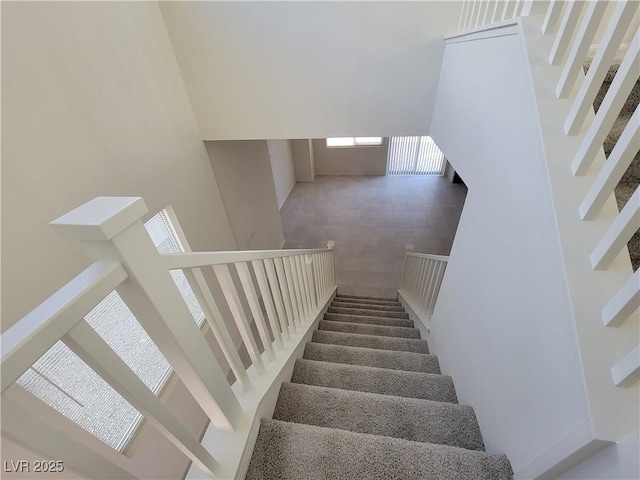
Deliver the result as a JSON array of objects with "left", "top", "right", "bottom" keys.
[
  {"left": 326, "top": 137, "right": 383, "bottom": 147},
  {"left": 16, "top": 209, "right": 204, "bottom": 451},
  {"left": 387, "top": 136, "right": 446, "bottom": 175}
]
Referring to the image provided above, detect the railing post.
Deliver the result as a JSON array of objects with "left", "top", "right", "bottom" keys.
[
  {"left": 50, "top": 197, "right": 242, "bottom": 431},
  {"left": 327, "top": 241, "right": 336, "bottom": 288}
]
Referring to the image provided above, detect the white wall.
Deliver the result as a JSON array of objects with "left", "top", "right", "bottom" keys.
[
  {"left": 1, "top": 2, "right": 237, "bottom": 477},
  {"left": 291, "top": 139, "right": 315, "bottom": 182},
  {"left": 559, "top": 430, "right": 640, "bottom": 480},
  {"left": 313, "top": 139, "right": 389, "bottom": 175},
  {"left": 429, "top": 27, "right": 589, "bottom": 477},
  {"left": 205, "top": 141, "right": 285, "bottom": 250},
  {"left": 159, "top": 1, "right": 461, "bottom": 140},
  {"left": 267, "top": 140, "right": 296, "bottom": 209}
]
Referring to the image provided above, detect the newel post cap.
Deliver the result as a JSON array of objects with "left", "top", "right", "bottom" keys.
[
  {"left": 406, "top": 244, "right": 414, "bottom": 252},
  {"left": 50, "top": 196, "right": 148, "bottom": 241},
  {"left": 327, "top": 240, "right": 335, "bottom": 250}
]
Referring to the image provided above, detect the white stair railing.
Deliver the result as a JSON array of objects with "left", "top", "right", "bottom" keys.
[
  {"left": 459, "top": 0, "right": 640, "bottom": 390},
  {"left": 458, "top": 0, "right": 539, "bottom": 32},
  {"left": 538, "top": 0, "right": 640, "bottom": 388},
  {"left": 398, "top": 245, "right": 449, "bottom": 324},
  {"left": 1, "top": 196, "right": 337, "bottom": 479}
]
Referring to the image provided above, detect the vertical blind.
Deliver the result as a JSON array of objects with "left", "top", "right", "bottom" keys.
[{"left": 387, "top": 136, "right": 446, "bottom": 175}]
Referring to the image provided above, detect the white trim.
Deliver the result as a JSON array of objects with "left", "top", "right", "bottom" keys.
[
  {"left": 517, "top": 420, "right": 613, "bottom": 479},
  {"left": 186, "top": 287, "right": 337, "bottom": 480}
]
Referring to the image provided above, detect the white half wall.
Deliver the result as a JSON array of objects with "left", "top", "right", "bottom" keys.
[
  {"left": 267, "top": 140, "right": 296, "bottom": 209},
  {"left": 205, "top": 141, "right": 285, "bottom": 250},
  {"left": 313, "top": 139, "right": 389, "bottom": 176},
  {"left": 429, "top": 26, "right": 589, "bottom": 477},
  {"left": 291, "top": 139, "right": 315, "bottom": 182},
  {"left": 159, "top": 1, "right": 461, "bottom": 140},
  {"left": 559, "top": 430, "right": 640, "bottom": 480}
]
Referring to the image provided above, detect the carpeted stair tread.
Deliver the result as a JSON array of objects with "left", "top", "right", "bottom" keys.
[
  {"left": 331, "top": 300, "right": 405, "bottom": 312},
  {"left": 303, "top": 342, "right": 440, "bottom": 373},
  {"left": 312, "top": 330, "right": 430, "bottom": 354},
  {"left": 328, "top": 306, "right": 410, "bottom": 319},
  {"left": 292, "top": 359, "right": 457, "bottom": 402},
  {"left": 334, "top": 297, "right": 402, "bottom": 307},
  {"left": 246, "top": 419, "right": 514, "bottom": 480},
  {"left": 319, "top": 320, "right": 421, "bottom": 339},
  {"left": 274, "top": 383, "right": 483, "bottom": 450},
  {"left": 325, "top": 312, "right": 414, "bottom": 328},
  {"left": 337, "top": 293, "right": 399, "bottom": 302}
]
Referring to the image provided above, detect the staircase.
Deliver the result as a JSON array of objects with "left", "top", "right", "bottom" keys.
[{"left": 246, "top": 293, "right": 513, "bottom": 479}]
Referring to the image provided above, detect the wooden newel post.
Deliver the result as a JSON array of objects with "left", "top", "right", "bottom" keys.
[{"left": 50, "top": 197, "right": 242, "bottom": 431}]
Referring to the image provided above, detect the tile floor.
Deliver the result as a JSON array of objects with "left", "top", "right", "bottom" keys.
[{"left": 280, "top": 175, "right": 467, "bottom": 298}]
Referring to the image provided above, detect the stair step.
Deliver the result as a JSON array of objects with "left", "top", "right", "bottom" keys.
[
  {"left": 274, "top": 383, "right": 483, "bottom": 449},
  {"left": 246, "top": 419, "right": 513, "bottom": 480},
  {"left": 337, "top": 293, "right": 399, "bottom": 303},
  {"left": 312, "top": 330, "right": 430, "bottom": 354},
  {"left": 328, "top": 306, "right": 409, "bottom": 319},
  {"left": 319, "top": 320, "right": 420, "bottom": 339},
  {"left": 303, "top": 342, "right": 440, "bottom": 374},
  {"left": 292, "top": 359, "right": 457, "bottom": 403},
  {"left": 331, "top": 300, "right": 405, "bottom": 313},
  {"left": 325, "top": 312, "right": 414, "bottom": 328},
  {"left": 335, "top": 297, "right": 402, "bottom": 307}
]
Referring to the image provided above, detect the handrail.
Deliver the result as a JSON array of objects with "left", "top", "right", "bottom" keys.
[
  {"left": 399, "top": 248, "right": 449, "bottom": 323},
  {"left": 161, "top": 247, "right": 332, "bottom": 270},
  {"left": 1, "top": 196, "right": 337, "bottom": 479},
  {"left": 1, "top": 260, "right": 128, "bottom": 393},
  {"left": 406, "top": 252, "right": 450, "bottom": 262}
]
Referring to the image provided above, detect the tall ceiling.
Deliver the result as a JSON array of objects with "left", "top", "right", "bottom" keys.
[{"left": 160, "top": 1, "right": 462, "bottom": 140}]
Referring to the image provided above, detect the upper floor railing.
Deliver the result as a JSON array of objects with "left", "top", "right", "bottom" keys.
[
  {"left": 0, "top": 196, "right": 337, "bottom": 478},
  {"left": 458, "top": 0, "right": 639, "bottom": 387}
]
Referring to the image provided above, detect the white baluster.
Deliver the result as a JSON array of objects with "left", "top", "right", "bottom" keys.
[
  {"left": 283, "top": 257, "right": 304, "bottom": 326},
  {"left": 213, "top": 264, "right": 265, "bottom": 373},
  {"left": 274, "top": 257, "right": 298, "bottom": 332},
  {"left": 557, "top": 1, "right": 609, "bottom": 98},
  {"left": 252, "top": 260, "right": 284, "bottom": 348},
  {"left": 602, "top": 270, "right": 640, "bottom": 327},
  {"left": 235, "top": 262, "right": 276, "bottom": 360},
  {"left": 542, "top": 0, "right": 564, "bottom": 34},
  {"left": 572, "top": 33, "right": 640, "bottom": 174},
  {"left": 459, "top": 1, "right": 470, "bottom": 32},
  {"left": 611, "top": 345, "right": 640, "bottom": 387},
  {"left": 182, "top": 268, "right": 251, "bottom": 390},
  {"left": 306, "top": 255, "right": 318, "bottom": 309},
  {"left": 565, "top": 1, "right": 638, "bottom": 135},
  {"left": 580, "top": 107, "right": 640, "bottom": 220},
  {"left": 549, "top": 1, "right": 586, "bottom": 66},
  {"left": 63, "top": 320, "right": 219, "bottom": 475},
  {"left": 50, "top": 197, "right": 242, "bottom": 430},
  {"left": 263, "top": 258, "right": 291, "bottom": 340},
  {"left": 590, "top": 187, "right": 640, "bottom": 270}
]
